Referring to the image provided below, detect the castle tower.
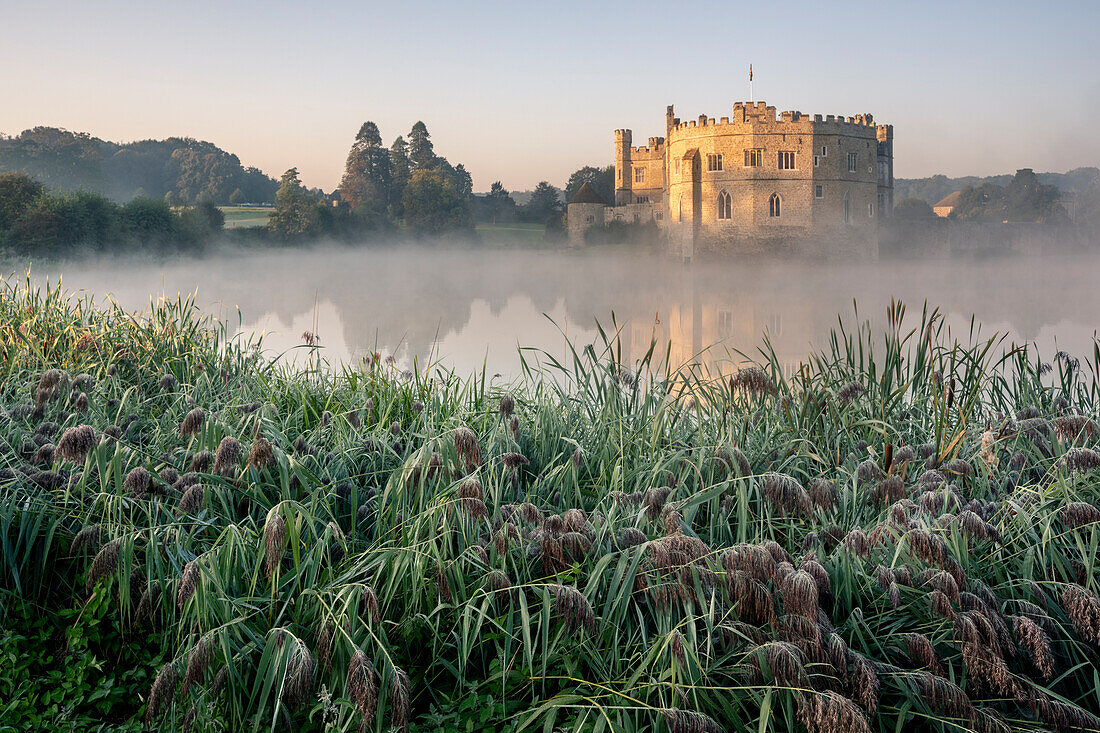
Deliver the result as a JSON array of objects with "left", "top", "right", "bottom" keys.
[
  {"left": 614, "top": 129, "right": 632, "bottom": 205},
  {"left": 876, "top": 124, "right": 894, "bottom": 217}
]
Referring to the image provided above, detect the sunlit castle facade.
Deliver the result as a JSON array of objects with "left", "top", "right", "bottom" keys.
[{"left": 568, "top": 103, "right": 894, "bottom": 259}]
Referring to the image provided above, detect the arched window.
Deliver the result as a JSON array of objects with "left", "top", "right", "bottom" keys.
[
  {"left": 843, "top": 192, "right": 851, "bottom": 224},
  {"left": 768, "top": 193, "right": 781, "bottom": 218},
  {"left": 717, "top": 191, "right": 732, "bottom": 220}
]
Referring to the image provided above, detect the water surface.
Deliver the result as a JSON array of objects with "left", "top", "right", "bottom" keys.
[{"left": 29, "top": 244, "right": 1100, "bottom": 378}]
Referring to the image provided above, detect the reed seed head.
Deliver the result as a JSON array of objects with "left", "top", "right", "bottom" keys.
[
  {"left": 179, "top": 408, "right": 204, "bottom": 437},
  {"left": 248, "top": 437, "right": 275, "bottom": 469},
  {"left": 146, "top": 662, "right": 178, "bottom": 724},
  {"left": 213, "top": 436, "right": 241, "bottom": 477}
]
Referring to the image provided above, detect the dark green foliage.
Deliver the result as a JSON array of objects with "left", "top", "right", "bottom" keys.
[
  {"left": 521, "top": 181, "right": 563, "bottom": 224},
  {"left": 892, "top": 197, "right": 935, "bottom": 220},
  {"left": 402, "top": 168, "right": 474, "bottom": 235},
  {"left": 0, "top": 173, "right": 224, "bottom": 257},
  {"left": 953, "top": 169, "right": 1068, "bottom": 223},
  {"left": 564, "top": 165, "right": 615, "bottom": 205},
  {"left": 0, "top": 127, "right": 278, "bottom": 205},
  {"left": 0, "top": 172, "right": 45, "bottom": 230},
  {"left": 895, "top": 167, "right": 1098, "bottom": 209},
  {"left": 339, "top": 122, "right": 393, "bottom": 213},
  {"left": 268, "top": 168, "right": 322, "bottom": 238},
  {"left": 0, "top": 593, "right": 156, "bottom": 731},
  {"left": 474, "top": 181, "right": 518, "bottom": 224}
]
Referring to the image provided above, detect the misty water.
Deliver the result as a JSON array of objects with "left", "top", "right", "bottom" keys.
[{"left": 28, "top": 244, "right": 1100, "bottom": 379}]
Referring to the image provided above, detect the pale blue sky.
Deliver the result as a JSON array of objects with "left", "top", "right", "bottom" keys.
[{"left": 2, "top": 0, "right": 1098, "bottom": 192}]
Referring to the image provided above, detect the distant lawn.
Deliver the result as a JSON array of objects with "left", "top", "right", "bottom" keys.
[
  {"left": 219, "top": 206, "right": 272, "bottom": 229},
  {"left": 475, "top": 222, "right": 545, "bottom": 245}
]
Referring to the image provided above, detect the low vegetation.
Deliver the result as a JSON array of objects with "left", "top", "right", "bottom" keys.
[{"left": 2, "top": 281, "right": 1099, "bottom": 732}]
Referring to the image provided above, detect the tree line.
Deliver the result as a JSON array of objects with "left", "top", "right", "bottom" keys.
[
  {"left": 892, "top": 168, "right": 1100, "bottom": 228},
  {"left": 267, "top": 120, "right": 617, "bottom": 240},
  {"left": 0, "top": 172, "right": 225, "bottom": 258},
  {"left": 0, "top": 127, "right": 278, "bottom": 205}
]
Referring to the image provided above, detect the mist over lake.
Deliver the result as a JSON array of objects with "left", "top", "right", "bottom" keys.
[{"left": 30, "top": 242, "right": 1100, "bottom": 376}]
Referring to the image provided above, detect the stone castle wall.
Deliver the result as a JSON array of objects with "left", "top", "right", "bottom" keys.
[{"left": 589, "top": 102, "right": 894, "bottom": 259}]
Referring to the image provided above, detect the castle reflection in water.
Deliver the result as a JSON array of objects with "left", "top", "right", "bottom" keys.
[{"left": 35, "top": 245, "right": 1100, "bottom": 380}]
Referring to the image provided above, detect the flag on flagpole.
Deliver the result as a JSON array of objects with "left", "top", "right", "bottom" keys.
[{"left": 749, "top": 64, "right": 753, "bottom": 82}]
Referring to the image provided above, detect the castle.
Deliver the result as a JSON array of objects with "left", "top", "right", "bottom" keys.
[{"left": 568, "top": 103, "right": 894, "bottom": 259}]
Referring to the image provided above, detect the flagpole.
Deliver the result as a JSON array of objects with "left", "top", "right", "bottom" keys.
[{"left": 749, "top": 64, "right": 753, "bottom": 104}]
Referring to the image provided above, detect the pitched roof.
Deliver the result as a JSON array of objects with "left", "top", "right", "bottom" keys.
[
  {"left": 570, "top": 182, "right": 606, "bottom": 205},
  {"left": 934, "top": 191, "right": 962, "bottom": 208}
]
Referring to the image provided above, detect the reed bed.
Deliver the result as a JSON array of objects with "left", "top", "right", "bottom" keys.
[{"left": 2, "top": 278, "right": 1100, "bottom": 732}]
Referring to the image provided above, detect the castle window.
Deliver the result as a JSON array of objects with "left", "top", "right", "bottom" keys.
[
  {"left": 636, "top": 195, "right": 649, "bottom": 204},
  {"left": 618, "top": 168, "right": 622, "bottom": 181},
  {"left": 744, "top": 149, "right": 762, "bottom": 167},
  {"left": 656, "top": 212, "right": 663, "bottom": 221},
  {"left": 717, "top": 191, "right": 732, "bottom": 220},
  {"left": 674, "top": 159, "right": 681, "bottom": 175},
  {"left": 877, "top": 161, "right": 888, "bottom": 182},
  {"left": 815, "top": 185, "right": 823, "bottom": 199},
  {"left": 769, "top": 193, "right": 781, "bottom": 218},
  {"left": 585, "top": 215, "right": 594, "bottom": 223},
  {"left": 634, "top": 167, "right": 645, "bottom": 183},
  {"left": 843, "top": 193, "right": 851, "bottom": 224},
  {"left": 877, "top": 192, "right": 885, "bottom": 209},
  {"left": 847, "top": 153, "right": 857, "bottom": 173},
  {"left": 821, "top": 145, "right": 827, "bottom": 157},
  {"left": 868, "top": 203, "right": 874, "bottom": 217},
  {"left": 706, "top": 153, "right": 723, "bottom": 172},
  {"left": 813, "top": 155, "right": 820, "bottom": 167},
  {"left": 778, "top": 151, "right": 796, "bottom": 170}
]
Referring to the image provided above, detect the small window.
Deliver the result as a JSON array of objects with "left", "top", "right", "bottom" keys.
[
  {"left": 877, "top": 192, "right": 885, "bottom": 208},
  {"left": 617, "top": 168, "right": 622, "bottom": 181},
  {"left": 813, "top": 155, "right": 820, "bottom": 167},
  {"left": 744, "top": 149, "right": 762, "bottom": 167},
  {"left": 706, "top": 153, "right": 723, "bottom": 172},
  {"left": 717, "top": 191, "right": 732, "bottom": 220},
  {"left": 635, "top": 195, "right": 649, "bottom": 204},
  {"left": 868, "top": 203, "right": 874, "bottom": 217},
  {"left": 778, "top": 151, "right": 796, "bottom": 170},
  {"left": 815, "top": 185, "right": 823, "bottom": 199},
  {"left": 674, "top": 159, "right": 681, "bottom": 175},
  {"left": 847, "top": 153, "right": 857, "bottom": 173},
  {"left": 585, "top": 215, "right": 594, "bottom": 223},
  {"left": 634, "top": 167, "right": 645, "bottom": 183},
  {"left": 655, "top": 212, "right": 663, "bottom": 221},
  {"left": 821, "top": 145, "right": 827, "bottom": 156},
  {"left": 843, "top": 194, "right": 851, "bottom": 224},
  {"left": 769, "top": 193, "right": 781, "bottom": 218}
]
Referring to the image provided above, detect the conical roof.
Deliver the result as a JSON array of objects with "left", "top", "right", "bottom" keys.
[{"left": 570, "top": 182, "right": 606, "bottom": 205}]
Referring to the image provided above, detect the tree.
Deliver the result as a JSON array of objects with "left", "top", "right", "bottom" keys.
[
  {"left": 407, "top": 122, "right": 436, "bottom": 171},
  {"left": 120, "top": 197, "right": 175, "bottom": 239},
  {"left": 0, "top": 172, "right": 44, "bottom": 230},
  {"left": 892, "top": 198, "right": 935, "bottom": 220},
  {"left": 564, "top": 165, "right": 614, "bottom": 205},
  {"left": 229, "top": 188, "right": 245, "bottom": 205},
  {"left": 338, "top": 121, "right": 392, "bottom": 212},
  {"left": 523, "top": 181, "right": 563, "bottom": 224},
  {"left": 269, "top": 168, "right": 320, "bottom": 238},
  {"left": 402, "top": 168, "right": 473, "bottom": 236},
  {"left": 477, "top": 181, "right": 516, "bottom": 224},
  {"left": 389, "top": 137, "right": 411, "bottom": 216}
]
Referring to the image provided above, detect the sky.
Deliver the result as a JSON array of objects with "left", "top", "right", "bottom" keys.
[{"left": 2, "top": 0, "right": 1099, "bottom": 193}]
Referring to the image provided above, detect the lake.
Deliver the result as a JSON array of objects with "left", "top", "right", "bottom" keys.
[{"left": 26, "top": 243, "right": 1100, "bottom": 379}]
